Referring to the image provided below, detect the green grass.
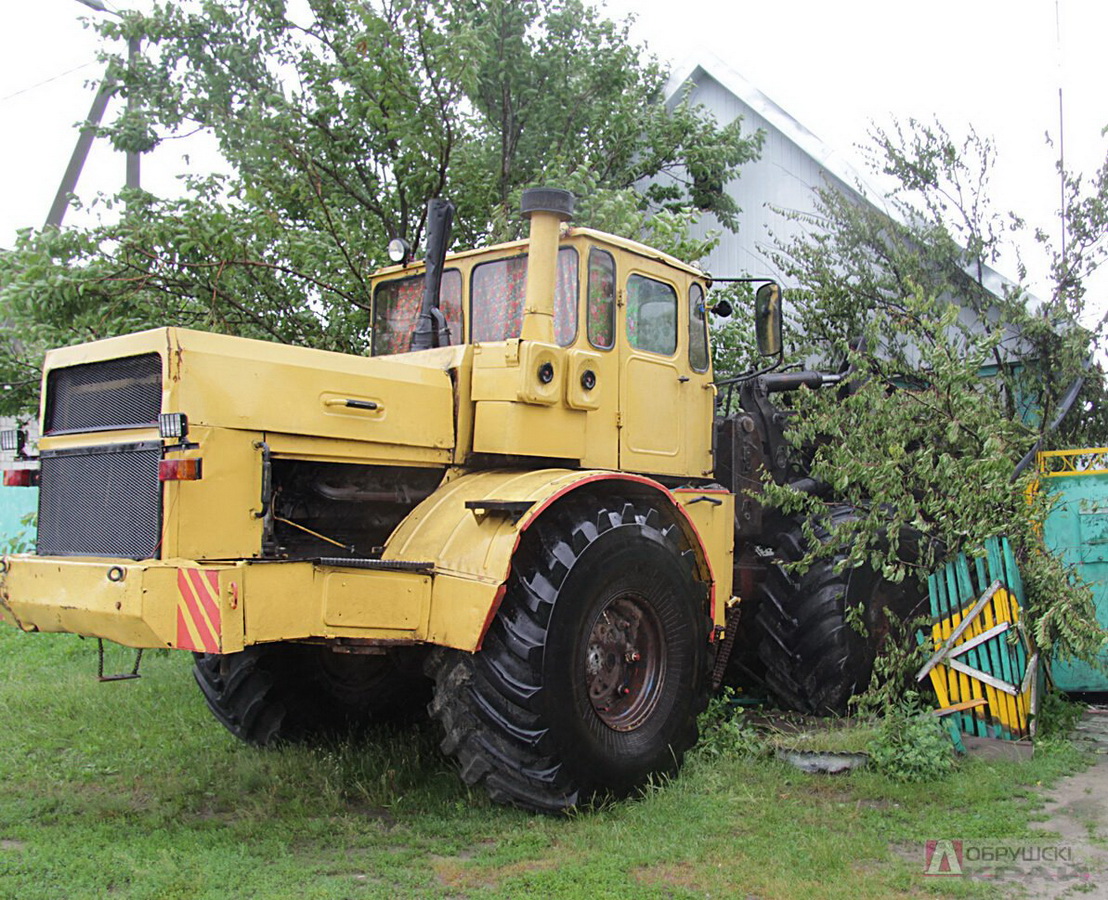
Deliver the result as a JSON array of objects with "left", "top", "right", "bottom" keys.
[{"left": 0, "top": 629, "right": 1088, "bottom": 899}]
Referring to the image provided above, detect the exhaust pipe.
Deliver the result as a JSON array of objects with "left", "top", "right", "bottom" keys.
[
  {"left": 410, "top": 198, "right": 455, "bottom": 350},
  {"left": 520, "top": 188, "right": 574, "bottom": 343}
]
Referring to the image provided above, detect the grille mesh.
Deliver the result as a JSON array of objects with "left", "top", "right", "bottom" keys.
[
  {"left": 45, "top": 353, "right": 162, "bottom": 434},
  {"left": 37, "top": 443, "right": 162, "bottom": 559}
]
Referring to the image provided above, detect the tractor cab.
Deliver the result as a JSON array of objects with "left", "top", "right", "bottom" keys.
[{"left": 366, "top": 191, "right": 717, "bottom": 478}]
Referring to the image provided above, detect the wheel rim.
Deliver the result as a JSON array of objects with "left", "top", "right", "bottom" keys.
[{"left": 584, "top": 593, "right": 667, "bottom": 731}]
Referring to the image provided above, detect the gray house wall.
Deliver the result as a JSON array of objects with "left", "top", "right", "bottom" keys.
[
  {"left": 665, "top": 55, "right": 1032, "bottom": 362},
  {"left": 664, "top": 55, "right": 873, "bottom": 282}
]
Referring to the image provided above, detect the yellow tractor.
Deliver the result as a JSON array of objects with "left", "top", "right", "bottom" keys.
[{"left": 0, "top": 188, "right": 919, "bottom": 812}]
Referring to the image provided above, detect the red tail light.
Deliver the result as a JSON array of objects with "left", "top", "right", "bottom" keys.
[
  {"left": 3, "top": 468, "right": 39, "bottom": 487},
  {"left": 159, "top": 459, "right": 203, "bottom": 482}
]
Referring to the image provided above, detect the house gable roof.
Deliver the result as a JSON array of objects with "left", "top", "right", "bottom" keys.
[{"left": 663, "top": 52, "right": 1028, "bottom": 308}]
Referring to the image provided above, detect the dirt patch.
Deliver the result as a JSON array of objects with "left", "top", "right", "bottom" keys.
[
  {"left": 633, "top": 860, "right": 705, "bottom": 892},
  {"left": 0, "top": 839, "right": 25, "bottom": 851},
  {"left": 974, "top": 710, "right": 1108, "bottom": 899},
  {"left": 1015, "top": 711, "right": 1108, "bottom": 898},
  {"left": 886, "top": 711, "right": 1108, "bottom": 896},
  {"left": 431, "top": 854, "right": 556, "bottom": 891},
  {"left": 342, "top": 802, "right": 397, "bottom": 828}
]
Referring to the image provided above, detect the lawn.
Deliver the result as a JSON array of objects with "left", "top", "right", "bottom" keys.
[{"left": 0, "top": 628, "right": 1086, "bottom": 899}]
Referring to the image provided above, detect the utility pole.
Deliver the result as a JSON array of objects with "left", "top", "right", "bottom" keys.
[{"left": 46, "top": 0, "right": 141, "bottom": 228}]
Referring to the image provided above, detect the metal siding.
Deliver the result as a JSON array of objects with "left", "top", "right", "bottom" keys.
[{"left": 663, "top": 70, "right": 856, "bottom": 282}]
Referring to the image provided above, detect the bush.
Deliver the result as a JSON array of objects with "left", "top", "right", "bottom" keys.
[
  {"left": 867, "top": 702, "right": 955, "bottom": 782},
  {"left": 695, "top": 688, "right": 766, "bottom": 759}
]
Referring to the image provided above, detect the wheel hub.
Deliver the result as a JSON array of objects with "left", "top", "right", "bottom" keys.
[{"left": 585, "top": 594, "right": 665, "bottom": 731}]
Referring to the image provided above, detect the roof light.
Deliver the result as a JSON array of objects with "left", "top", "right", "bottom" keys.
[
  {"left": 159, "top": 459, "right": 202, "bottom": 481},
  {"left": 159, "top": 413, "right": 188, "bottom": 441},
  {"left": 387, "top": 238, "right": 411, "bottom": 264}
]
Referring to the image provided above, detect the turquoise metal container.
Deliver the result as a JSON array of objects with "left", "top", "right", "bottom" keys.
[
  {"left": 1040, "top": 451, "right": 1108, "bottom": 692},
  {"left": 0, "top": 485, "right": 36, "bottom": 552}
]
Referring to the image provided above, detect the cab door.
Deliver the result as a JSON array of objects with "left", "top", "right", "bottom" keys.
[{"left": 618, "top": 269, "right": 694, "bottom": 476}]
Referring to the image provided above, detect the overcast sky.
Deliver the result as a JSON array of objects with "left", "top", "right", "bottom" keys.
[{"left": 2, "top": 0, "right": 1105, "bottom": 316}]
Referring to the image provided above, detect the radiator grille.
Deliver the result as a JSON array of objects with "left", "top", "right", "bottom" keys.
[
  {"left": 37, "top": 442, "right": 162, "bottom": 559},
  {"left": 45, "top": 353, "right": 162, "bottom": 434}
]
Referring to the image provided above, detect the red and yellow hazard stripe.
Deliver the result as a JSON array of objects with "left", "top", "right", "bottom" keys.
[{"left": 174, "top": 568, "right": 222, "bottom": 653}]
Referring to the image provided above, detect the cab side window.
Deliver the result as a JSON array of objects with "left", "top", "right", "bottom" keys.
[
  {"left": 587, "top": 248, "right": 615, "bottom": 349},
  {"left": 689, "top": 283, "right": 709, "bottom": 372},
  {"left": 626, "top": 274, "right": 677, "bottom": 355}
]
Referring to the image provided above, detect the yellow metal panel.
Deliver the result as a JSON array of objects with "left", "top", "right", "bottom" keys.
[
  {"left": 0, "top": 554, "right": 440, "bottom": 651},
  {"left": 384, "top": 468, "right": 572, "bottom": 579},
  {"left": 40, "top": 327, "right": 459, "bottom": 457},
  {"left": 2, "top": 556, "right": 151, "bottom": 644},
  {"left": 41, "top": 327, "right": 176, "bottom": 370},
  {"left": 615, "top": 259, "right": 713, "bottom": 478},
  {"left": 516, "top": 342, "right": 563, "bottom": 405},
  {"left": 565, "top": 227, "right": 707, "bottom": 279},
  {"left": 322, "top": 570, "right": 430, "bottom": 631},
  {"left": 426, "top": 574, "right": 503, "bottom": 650},
  {"left": 674, "top": 488, "right": 734, "bottom": 630},
  {"left": 241, "top": 562, "right": 431, "bottom": 644},
  {"left": 163, "top": 425, "right": 264, "bottom": 560},
  {"left": 166, "top": 328, "right": 456, "bottom": 451},
  {"left": 470, "top": 341, "right": 566, "bottom": 406},
  {"left": 621, "top": 354, "right": 684, "bottom": 460},
  {"left": 263, "top": 433, "right": 451, "bottom": 466},
  {"left": 471, "top": 341, "right": 521, "bottom": 401},
  {"left": 473, "top": 401, "right": 585, "bottom": 460},
  {"left": 37, "top": 427, "right": 160, "bottom": 454},
  {"left": 379, "top": 344, "right": 474, "bottom": 467}
]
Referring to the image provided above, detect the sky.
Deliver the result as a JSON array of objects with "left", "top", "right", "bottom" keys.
[{"left": 1, "top": 0, "right": 1106, "bottom": 316}]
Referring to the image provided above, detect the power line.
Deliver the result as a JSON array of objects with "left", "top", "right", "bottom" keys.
[{"left": 0, "top": 62, "right": 97, "bottom": 104}]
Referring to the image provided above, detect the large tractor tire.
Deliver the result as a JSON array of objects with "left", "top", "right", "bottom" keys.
[
  {"left": 754, "top": 507, "right": 927, "bottom": 715},
  {"left": 193, "top": 643, "right": 429, "bottom": 746},
  {"left": 426, "top": 498, "right": 711, "bottom": 813}
]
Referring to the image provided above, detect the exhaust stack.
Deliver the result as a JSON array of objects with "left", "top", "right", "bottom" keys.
[
  {"left": 410, "top": 198, "right": 455, "bottom": 350},
  {"left": 519, "top": 188, "right": 574, "bottom": 343}
]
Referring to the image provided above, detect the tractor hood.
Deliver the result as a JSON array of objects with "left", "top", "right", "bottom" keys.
[{"left": 40, "top": 327, "right": 463, "bottom": 455}]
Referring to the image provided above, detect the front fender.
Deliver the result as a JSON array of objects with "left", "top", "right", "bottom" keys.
[{"left": 384, "top": 469, "right": 731, "bottom": 651}]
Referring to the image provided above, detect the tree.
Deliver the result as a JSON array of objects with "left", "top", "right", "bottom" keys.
[
  {"left": 0, "top": 0, "right": 762, "bottom": 415},
  {"left": 714, "top": 119, "right": 1108, "bottom": 668}
]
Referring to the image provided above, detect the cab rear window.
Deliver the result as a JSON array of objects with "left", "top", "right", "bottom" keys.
[
  {"left": 372, "top": 270, "right": 462, "bottom": 355},
  {"left": 471, "top": 248, "right": 578, "bottom": 345}
]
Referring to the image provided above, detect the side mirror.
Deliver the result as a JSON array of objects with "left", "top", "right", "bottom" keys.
[
  {"left": 710, "top": 299, "right": 733, "bottom": 318},
  {"left": 755, "top": 282, "right": 783, "bottom": 357}
]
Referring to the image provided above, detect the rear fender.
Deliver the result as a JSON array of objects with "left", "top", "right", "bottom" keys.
[{"left": 384, "top": 469, "right": 731, "bottom": 651}]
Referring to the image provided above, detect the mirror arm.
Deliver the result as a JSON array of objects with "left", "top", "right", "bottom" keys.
[{"left": 712, "top": 349, "right": 785, "bottom": 388}]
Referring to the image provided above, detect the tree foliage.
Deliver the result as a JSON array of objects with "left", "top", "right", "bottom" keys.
[
  {"left": 0, "top": 0, "right": 762, "bottom": 415},
  {"left": 714, "top": 119, "right": 1108, "bottom": 665}
]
